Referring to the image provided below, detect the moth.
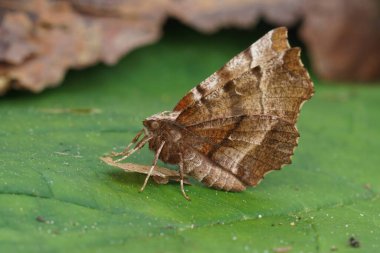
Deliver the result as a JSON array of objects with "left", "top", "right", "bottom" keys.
[{"left": 111, "top": 27, "right": 314, "bottom": 200}]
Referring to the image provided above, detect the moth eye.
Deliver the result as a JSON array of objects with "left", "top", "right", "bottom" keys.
[{"left": 151, "top": 121, "right": 159, "bottom": 129}]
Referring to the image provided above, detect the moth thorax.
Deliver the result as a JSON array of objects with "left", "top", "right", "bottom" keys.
[{"left": 169, "top": 129, "right": 181, "bottom": 142}]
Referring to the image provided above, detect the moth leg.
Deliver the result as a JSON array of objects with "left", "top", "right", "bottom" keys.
[
  {"left": 114, "top": 135, "right": 152, "bottom": 163},
  {"left": 179, "top": 153, "right": 191, "bottom": 201},
  {"left": 140, "top": 141, "right": 166, "bottom": 192},
  {"left": 111, "top": 129, "right": 144, "bottom": 157}
]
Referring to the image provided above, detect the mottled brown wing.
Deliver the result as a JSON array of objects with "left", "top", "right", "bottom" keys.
[
  {"left": 173, "top": 27, "right": 291, "bottom": 112},
  {"left": 176, "top": 47, "right": 314, "bottom": 126},
  {"left": 182, "top": 115, "right": 299, "bottom": 186},
  {"left": 173, "top": 27, "right": 314, "bottom": 186}
]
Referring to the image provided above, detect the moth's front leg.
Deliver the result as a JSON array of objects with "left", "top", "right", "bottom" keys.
[
  {"left": 178, "top": 153, "right": 191, "bottom": 201},
  {"left": 140, "top": 141, "right": 165, "bottom": 192}
]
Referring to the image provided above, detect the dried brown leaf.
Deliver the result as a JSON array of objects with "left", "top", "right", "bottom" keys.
[
  {"left": 301, "top": 0, "right": 380, "bottom": 81},
  {"left": 0, "top": 0, "right": 165, "bottom": 94},
  {"left": 100, "top": 157, "right": 190, "bottom": 185},
  {"left": 169, "top": 0, "right": 303, "bottom": 33},
  {"left": 0, "top": 0, "right": 379, "bottom": 95}
]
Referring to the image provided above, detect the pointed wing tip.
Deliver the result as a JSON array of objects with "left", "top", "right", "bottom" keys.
[
  {"left": 267, "top": 27, "right": 290, "bottom": 52},
  {"left": 272, "top": 26, "right": 288, "bottom": 35}
]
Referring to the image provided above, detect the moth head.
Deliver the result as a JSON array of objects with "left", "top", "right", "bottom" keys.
[
  {"left": 143, "top": 119, "right": 160, "bottom": 133},
  {"left": 143, "top": 111, "right": 180, "bottom": 133}
]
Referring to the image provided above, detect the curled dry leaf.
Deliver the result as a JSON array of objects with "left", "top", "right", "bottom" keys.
[
  {"left": 0, "top": 0, "right": 379, "bottom": 95},
  {"left": 0, "top": 0, "right": 165, "bottom": 94},
  {"left": 300, "top": 0, "right": 380, "bottom": 81},
  {"left": 169, "top": 0, "right": 380, "bottom": 81},
  {"left": 168, "top": 0, "right": 303, "bottom": 33},
  {"left": 100, "top": 157, "right": 191, "bottom": 185}
]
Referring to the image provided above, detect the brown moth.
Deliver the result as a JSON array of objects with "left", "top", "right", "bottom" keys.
[{"left": 110, "top": 27, "right": 314, "bottom": 200}]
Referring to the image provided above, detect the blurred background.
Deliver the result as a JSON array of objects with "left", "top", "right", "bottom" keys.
[{"left": 0, "top": 0, "right": 379, "bottom": 95}]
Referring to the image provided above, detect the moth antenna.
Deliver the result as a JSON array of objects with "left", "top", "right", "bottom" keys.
[
  {"left": 140, "top": 141, "right": 166, "bottom": 192},
  {"left": 111, "top": 129, "right": 144, "bottom": 157},
  {"left": 129, "top": 128, "right": 145, "bottom": 146},
  {"left": 114, "top": 135, "right": 152, "bottom": 163}
]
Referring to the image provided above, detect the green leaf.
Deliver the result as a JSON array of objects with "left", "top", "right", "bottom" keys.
[{"left": 1, "top": 24, "right": 379, "bottom": 253}]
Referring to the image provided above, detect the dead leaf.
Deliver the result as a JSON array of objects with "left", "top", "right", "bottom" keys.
[
  {"left": 100, "top": 157, "right": 190, "bottom": 185},
  {"left": 0, "top": 0, "right": 164, "bottom": 94},
  {"left": 169, "top": 0, "right": 303, "bottom": 33},
  {"left": 301, "top": 0, "right": 380, "bottom": 81},
  {"left": 0, "top": 0, "right": 379, "bottom": 95}
]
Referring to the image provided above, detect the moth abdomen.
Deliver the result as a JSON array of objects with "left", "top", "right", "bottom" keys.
[
  {"left": 183, "top": 148, "right": 246, "bottom": 192},
  {"left": 200, "top": 168, "right": 246, "bottom": 192}
]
